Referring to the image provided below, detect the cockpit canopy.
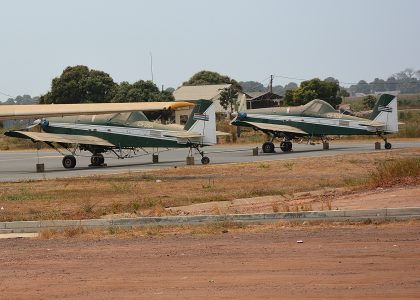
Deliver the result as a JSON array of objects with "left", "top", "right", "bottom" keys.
[{"left": 301, "top": 99, "right": 336, "bottom": 117}]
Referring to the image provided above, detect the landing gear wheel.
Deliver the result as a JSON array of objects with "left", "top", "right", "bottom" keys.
[
  {"left": 201, "top": 156, "right": 210, "bottom": 165},
  {"left": 62, "top": 155, "right": 76, "bottom": 169},
  {"left": 262, "top": 142, "right": 275, "bottom": 153},
  {"left": 385, "top": 142, "right": 392, "bottom": 150},
  {"left": 91, "top": 154, "right": 104, "bottom": 166},
  {"left": 280, "top": 141, "right": 293, "bottom": 152}
]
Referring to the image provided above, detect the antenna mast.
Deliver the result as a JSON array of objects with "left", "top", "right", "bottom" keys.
[{"left": 149, "top": 52, "right": 154, "bottom": 82}]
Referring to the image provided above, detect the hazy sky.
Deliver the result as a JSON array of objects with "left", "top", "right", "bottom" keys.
[{"left": 1, "top": 0, "right": 419, "bottom": 100}]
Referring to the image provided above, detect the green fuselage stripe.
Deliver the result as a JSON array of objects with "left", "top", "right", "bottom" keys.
[
  {"left": 45, "top": 123, "right": 187, "bottom": 148},
  {"left": 233, "top": 115, "right": 376, "bottom": 136}
]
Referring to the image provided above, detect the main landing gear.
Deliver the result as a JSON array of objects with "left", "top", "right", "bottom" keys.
[
  {"left": 62, "top": 155, "right": 76, "bottom": 169},
  {"left": 280, "top": 141, "right": 293, "bottom": 152},
  {"left": 90, "top": 153, "right": 105, "bottom": 167},
  {"left": 262, "top": 141, "right": 275, "bottom": 153},
  {"left": 262, "top": 140, "right": 293, "bottom": 153},
  {"left": 62, "top": 153, "right": 106, "bottom": 169}
]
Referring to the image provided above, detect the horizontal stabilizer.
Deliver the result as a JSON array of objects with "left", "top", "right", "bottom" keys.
[
  {"left": 163, "top": 131, "right": 203, "bottom": 139},
  {"left": 246, "top": 122, "right": 307, "bottom": 134},
  {"left": 358, "top": 120, "right": 385, "bottom": 127},
  {"left": 0, "top": 102, "right": 194, "bottom": 120},
  {"left": 5, "top": 131, "right": 115, "bottom": 147}
]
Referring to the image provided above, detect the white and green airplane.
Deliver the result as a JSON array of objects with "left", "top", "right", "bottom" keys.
[
  {"left": 231, "top": 93, "right": 399, "bottom": 153},
  {"left": 1, "top": 100, "right": 216, "bottom": 168}
]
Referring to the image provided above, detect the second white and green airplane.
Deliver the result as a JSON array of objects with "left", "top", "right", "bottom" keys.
[{"left": 231, "top": 93, "right": 399, "bottom": 153}]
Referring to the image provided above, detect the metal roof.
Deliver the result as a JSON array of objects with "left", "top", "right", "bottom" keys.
[{"left": 173, "top": 84, "right": 231, "bottom": 101}]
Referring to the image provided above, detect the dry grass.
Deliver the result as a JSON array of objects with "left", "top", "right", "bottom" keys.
[
  {"left": 36, "top": 219, "right": 420, "bottom": 239},
  {"left": 369, "top": 157, "right": 420, "bottom": 187},
  {"left": 1, "top": 148, "right": 419, "bottom": 222}
]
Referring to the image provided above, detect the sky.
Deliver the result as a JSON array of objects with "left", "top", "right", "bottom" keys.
[{"left": 0, "top": 0, "right": 419, "bottom": 101}]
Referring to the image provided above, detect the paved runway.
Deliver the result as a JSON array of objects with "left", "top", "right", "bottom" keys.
[{"left": 0, "top": 141, "right": 419, "bottom": 182}]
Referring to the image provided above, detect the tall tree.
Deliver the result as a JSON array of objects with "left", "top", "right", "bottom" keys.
[
  {"left": 284, "top": 78, "right": 342, "bottom": 107},
  {"left": 183, "top": 70, "right": 242, "bottom": 92},
  {"left": 40, "top": 65, "right": 117, "bottom": 104},
  {"left": 111, "top": 80, "right": 174, "bottom": 102}
]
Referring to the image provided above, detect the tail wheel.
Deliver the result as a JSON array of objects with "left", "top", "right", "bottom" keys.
[
  {"left": 262, "top": 142, "right": 275, "bottom": 153},
  {"left": 62, "top": 155, "right": 76, "bottom": 169},
  {"left": 385, "top": 142, "right": 392, "bottom": 149},
  {"left": 280, "top": 141, "right": 292, "bottom": 152},
  {"left": 91, "top": 154, "right": 104, "bottom": 166},
  {"left": 201, "top": 156, "right": 210, "bottom": 165}
]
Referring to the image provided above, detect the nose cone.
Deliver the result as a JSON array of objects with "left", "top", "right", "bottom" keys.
[{"left": 238, "top": 112, "right": 247, "bottom": 120}]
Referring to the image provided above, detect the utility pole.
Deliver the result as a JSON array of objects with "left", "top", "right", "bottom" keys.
[{"left": 269, "top": 75, "right": 273, "bottom": 93}]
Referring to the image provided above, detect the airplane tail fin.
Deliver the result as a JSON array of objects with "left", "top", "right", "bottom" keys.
[
  {"left": 369, "top": 94, "right": 399, "bottom": 133},
  {"left": 183, "top": 99, "right": 216, "bottom": 145}
]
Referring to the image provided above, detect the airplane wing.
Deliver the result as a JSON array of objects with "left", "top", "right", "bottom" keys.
[
  {"left": 4, "top": 131, "right": 115, "bottom": 147},
  {"left": 245, "top": 121, "right": 308, "bottom": 134},
  {"left": 0, "top": 102, "right": 194, "bottom": 120}
]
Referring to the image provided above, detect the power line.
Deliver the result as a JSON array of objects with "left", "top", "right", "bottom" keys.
[
  {"left": 239, "top": 76, "right": 272, "bottom": 93},
  {"left": 0, "top": 90, "right": 14, "bottom": 98},
  {"left": 274, "top": 74, "right": 420, "bottom": 86}
]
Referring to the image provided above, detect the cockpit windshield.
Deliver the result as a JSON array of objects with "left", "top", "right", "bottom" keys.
[{"left": 301, "top": 99, "right": 336, "bottom": 116}]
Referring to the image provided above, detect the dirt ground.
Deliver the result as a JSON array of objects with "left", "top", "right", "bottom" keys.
[
  {"left": 168, "top": 185, "right": 420, "bottom": 215},
  {"left": 1, "top": 222, "right": 420, "bottom": 299},
  {"left": 1, "top": 148, "right": 419, "bottom": 222}
]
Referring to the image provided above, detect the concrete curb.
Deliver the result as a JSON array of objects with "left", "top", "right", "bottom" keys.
[{"left": 1, "top": 207, "right": 420, "bottom": 233}]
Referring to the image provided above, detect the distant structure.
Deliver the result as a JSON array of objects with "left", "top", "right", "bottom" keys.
[
  {"left": 173, "top": 84, "right": 246, "bottom": 124},
  {"left": 244, "top": 91, "right": 283, "bottom": 109}
]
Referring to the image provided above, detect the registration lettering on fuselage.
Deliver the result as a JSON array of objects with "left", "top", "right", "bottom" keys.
[{"left": 339, "top": 120, "right": 350, "bottom": 127}]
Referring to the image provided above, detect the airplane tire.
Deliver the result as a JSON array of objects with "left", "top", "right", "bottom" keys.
[
  {"left": 280, "top": 141, "right": 292, "bottom": 152},
  {"left": 385, "top": 142, "right": 392, "bottom": 150},
  {"left": 91, "top": 154, "right": 104, "bottom": 166},
  {"left": 201, "top": 156, "right": 210, "bottom": 165},
  {"left": 262, "top": 142, "right": 275, "bottom": 153},
  {"left": 62, "top": 155, "right": 76, "bottom": 169}
]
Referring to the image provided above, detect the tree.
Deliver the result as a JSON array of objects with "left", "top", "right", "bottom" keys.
[
  {"left": 283, "top": 78, "right": 342, "bottom": 107},
  {"left": 350, "top": 80, "right": 371, "bottom": 95},
  {"left": 1, "top": 95, "right": 39, "bottom": 105},
  {"left": 395, "top": 68, "right": 415, "bottom": 80},
  {"left": 40, "top": 65, "right": 117, "bottom": 104},
  {"left": 111, "top": 80, "right": 174, "bottom": 103},
  {"left": 339, "top": 88, "right": 350, "bottom": 98},
  {"left": 219, "top": 87, "right": 238, "bottom": 112},
  {"left": 283, "top": 82, "right": 298, "bottom": 91},
  {"left": 324, "top": 77, "right": 339, "bottom": 83},
  {"left": 272, "top": 85, "right": 284, "bottom": 95},
  {"left": 369, "top": 78, "right": 386, "bottom": 92},
  {"left": 363, "top": 95, "right": 376, "bottom": 110},
  {"left": 239, "top": 81, "right": 266, "bottom": 92},
  {"left": 183, "top": 70, "right": 242, "bottom": 92},
  {"left": 385, "top": 76, "right": 398, "bottom": 91},
  {"left": 165, "top": 87, "right": 175, "bottom": 93}
]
